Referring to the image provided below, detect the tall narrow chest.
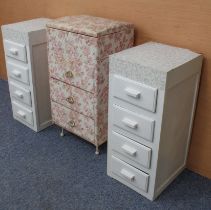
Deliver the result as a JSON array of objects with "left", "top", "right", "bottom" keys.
[
  {"left": 107, "top": 42, "right": 203, "bottom": 200},
  {"left": 46, "top": 15, "right": 134, "bottom": 153},
  {"left": 2, "top": 18, "right": 52, "bottom": 131}
]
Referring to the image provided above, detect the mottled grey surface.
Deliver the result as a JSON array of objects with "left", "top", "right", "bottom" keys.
[
  {"left": 110, "top": 42, "right": 200, "bottom": 72},
  {"left": 110, "top": 42, "right": 202, "bottom": 90},
  {"left": 0, "top": 79, "right": 211, "bottom": 210},
  {"left": 1, "top": 18, "right": 50, "bottom": 44},
  {"left": 110, "top": 58, "right": 167, "bottom": 89}
]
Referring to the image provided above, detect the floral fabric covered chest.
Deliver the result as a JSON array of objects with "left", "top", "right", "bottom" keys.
[{"left": 46, "top": 15, "right": 134, "bottom": 154}]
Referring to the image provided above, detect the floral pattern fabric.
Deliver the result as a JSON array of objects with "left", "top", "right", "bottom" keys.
[
  {"left": 94, "top": 58, "right": 109, "bottom": 145},
  {"left": 50, "top": 78, "right": 95, "bottom": 118},
  {"left": 47, "top": 15, "right": 134, "bottom": 148},
  {"left": 47, "top": 28, "right": 98, "bottom": 93},
  {"left": 51, "top": 101, "right": 95, "bottom": 143},
  {"left": 98, "top": 28, "right": 134, "bottom": 60},
  {"left": 47, "top": 15, "right": 134, "bottom": 38}
]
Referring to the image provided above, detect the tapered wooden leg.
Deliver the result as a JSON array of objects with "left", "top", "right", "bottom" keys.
[{"left": 60, "top": 128, "right": 64, "bottom": 137}]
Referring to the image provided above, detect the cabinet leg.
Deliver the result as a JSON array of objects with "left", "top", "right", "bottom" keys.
[
  {"left": 95, "top": 145, "right": 99, "bottom": 155},
  {"left": 60, "top": 128, "right": 64, "bottom": 137}
]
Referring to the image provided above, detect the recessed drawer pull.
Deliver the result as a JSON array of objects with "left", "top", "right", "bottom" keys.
[
  {"left": 9, "top": 48, "right": 18, "bottom": 56},
  {"left": 66, "top": 96, "right": 74, "bottom": 104},
  {"left": 122, "top": 118, "right": 138, "bottom": 129},
  {"left": 120, "top": 169, "right": 135, "bottom": 181},
  {"left": 125, "top": 87, "right": 141, "bottom": 99},
  {"left": 121, "top": 144, "right": 137, "bottom": 156},
  {"left": 17, "top": 110, "right": 26, "bottom": 119},
  {"left": 14, "top": 90, "right": 24, "bottom": 99},
  {"left": 12, "top": 70, "right": 21, "bottom": 78},
  {"left": 65, "top": 71, "right": 73, "bottom": 78},
  {"left": 68, "top": 120, "right": 75, "bottom": 128}
]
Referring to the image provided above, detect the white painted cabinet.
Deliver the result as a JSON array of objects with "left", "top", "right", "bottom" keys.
[
  {"left": 1, "top": 18, "right": 52, "bottom": 131},
  {"left": 107, "top": 42, "right": 203, "bottom": 200}
]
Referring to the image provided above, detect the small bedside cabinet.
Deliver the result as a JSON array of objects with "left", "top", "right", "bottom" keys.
[
  {"left": 1, "top": 18, "right": 52, "bottom": 132},
  {"left": 107, "top": 42, "right": 203, "bottom": 200},
  {"left": 46, "top": 15, "right": 134, "bottom": 154}
]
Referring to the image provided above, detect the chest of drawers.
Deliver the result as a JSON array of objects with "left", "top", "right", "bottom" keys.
[
  {"left": 46, "top": 15, "right": 134, "bottom": 154},
  {"left": 1, "top": 18, "right": 52, "bottom": 132},
  {"left": 107, "top": 42, "right": 203, "bottom": 200}
]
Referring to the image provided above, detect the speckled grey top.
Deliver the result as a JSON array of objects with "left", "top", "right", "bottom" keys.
[
  {"left": 109, "top": 42, "right": 201, "bottom": 89},
  {"left": 1, "top": 18, "right": 50, "bottom": 44}
]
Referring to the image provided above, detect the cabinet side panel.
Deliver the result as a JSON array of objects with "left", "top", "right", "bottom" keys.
[
  {"left": 94, "top": 30, "right": 134, "bottom": 146},
  {"left": 155, "top": 74, "right": 199, "bottom": 195},
  {"left": 32, "top": 43, "right": 52, "bottom": 129}
]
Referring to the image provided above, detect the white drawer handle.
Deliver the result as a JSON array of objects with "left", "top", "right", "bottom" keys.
[
  {"left": 125, "top": 88, "right": 141, "bottom": 99},
  {"left": 120, "top": 169, "right": 135, "bottom": 181},
  {"left": 17, "top": 110, "right": 26, "bottom": 119},
  {"left": 14, "top": 90, "right": 24, "bottom": 99},
  {"left": 122, "top": 144, "right": 137, "bottom": 156},
  {"left": 12, "top": 70, "right": 21, "bottom": 78},
  {"left": 9, "top": 48, "right": 19, "bottom": 56},
  {"left": 122, "top": 118, "right": 138, "bottom": 129}
]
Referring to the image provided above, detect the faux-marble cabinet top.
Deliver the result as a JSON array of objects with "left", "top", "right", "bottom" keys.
[{"left": 47, "top": 15, "right": 134, "bottom": 151}]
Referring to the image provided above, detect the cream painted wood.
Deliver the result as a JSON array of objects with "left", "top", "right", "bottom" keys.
[
  {"left": 1, "top": 18, "right": 52, "bottom": 132},
  {"left": 12, "top": 101, "right": 34, "bottom": 126},
  {"left": 112, "top": 104, "right": 155, "bottom": 142},
  {"left": 107, "top": 42, "right": 203, "bottom": 200},
  {"left": 9, "top": 81, "right": 32, "bottom": 106},
  {"left": 111, "top": 156, "right": 149, "bottom": 193},
  {"left": 4, "top": 40, "right": 27, "bottom": 62},
  {"left": 111, "top": 131, "right": 152, "bottom": 169},
  {"left": 113, "top": 75, "right": 158, "bottom": 112},
  {"left": 7, "top": 61, "right": 29, "bottom": 85}
]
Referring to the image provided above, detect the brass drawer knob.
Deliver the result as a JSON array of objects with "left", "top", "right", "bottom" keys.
[
  {"left": 66, "top": 96, "right": 74, "bottom": 104},
  {"left": 68, "top": 120, "right": 75, "bottom": 128},
  {"left": 65, "top": 71, "right": 73, "bottom": 78}
]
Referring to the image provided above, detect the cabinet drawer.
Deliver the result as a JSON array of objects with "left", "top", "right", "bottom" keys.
[
  {"left": 47, "top": 28, "right": 98, "bottom": 93},
  {"left": 51, "top": 101, "right": 95, "bottom": 143},
  {"left": 9, "top": 81, "right": 32, "bottom": 106},
  {"left": 110, "top": 155, "right": 149, "bottom": 193},
  {"left": 111, "top": 132, "right": 152, "bottom": 169},
  {"left": 4, "top": 40, "right": 27, "bottom": 62},
  {"left": 112, "top": 75, "right": 158, "bottom": 112},
  {"left": 112, "top": 105, "right": 155, "bottom": 142},
  {"left": 12, "top": 101, "right": 33, "bottom": 125},
  {"left": 7, "top": 62, "right": 29, "bottom": 85},
  {"left": 50, "top": 78, "right": 94, "bottom": 118}
]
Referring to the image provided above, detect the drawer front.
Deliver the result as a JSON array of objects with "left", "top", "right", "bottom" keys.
[
  {"left": 4, "top": 40, "right": 27, "bottom": 62},
  {"left": 47, "top": 28, "right": 98, "bottom": 93},
  {"left": 12, "top": 101, "right": 33, "bottom": 125},
  {"left": 50, "top": 78, "right": 94, "bottom": 118},
  {"left": 9, "top": 81, "right": 32, "bottom": 106},
  {"left": 111, "top": 132, "right": 152, "bottom": 169},
  {"left": 7, "top": 62, "right": 29, "bottom": 85},
  {"left": 110, "top": 155, "right": 149, "bottom": 193},
  {"left": 112, "top": 105, "right": 155, "bottom": 141},
  {"left": 112, "top": 75, "right": 158, "bottom": 112},
  {"left": 51, "top": 101, "right": 95, "bottom": 143}
]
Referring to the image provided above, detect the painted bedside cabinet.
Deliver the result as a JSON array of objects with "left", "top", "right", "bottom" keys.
[
  {"left": 46, "top": 15, "right": 134, "bottom": 154},
  {"left": 107, "top": 42, "right": 203, "bottom": 200},
  {"left": 1, "top": 18, "right": 52, "bottom": 132}
]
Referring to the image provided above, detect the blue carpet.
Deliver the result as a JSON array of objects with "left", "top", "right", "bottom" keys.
[{"left": 0, "top": 79, "right": 210, "bottom": 210}]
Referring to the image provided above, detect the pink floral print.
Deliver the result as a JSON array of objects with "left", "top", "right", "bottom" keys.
[
  {"left": 51, "top": 101, "right": 95, "bottom": 143},
  {"left": 47, "top": 15, "right": 134, "bottom": 38},
  {"left": 94, "top": 58, "right": 109, "bottom": 145},
  {"left": 50, "top": 78, "right": 95, "bottom": 118},
  {"left": 47, "top": 15, "right": 134, "bottom": 148},
  {"left": 98, "top": 28, "right": 134, "bottom": 59},
  {"left": 47, "top": 28, "right": 98, "bottom": 93}
]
